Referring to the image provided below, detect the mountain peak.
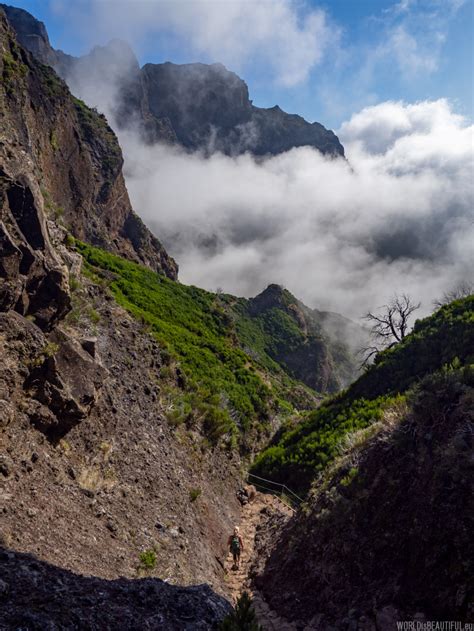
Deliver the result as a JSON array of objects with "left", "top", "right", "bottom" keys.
[
  {"left": 249, "top": 284, "right": 292, "bottom": 314},
  {"left": 1, "top": 3, "right": 52, "bottom": 64},
  {"left": 88, "top": 38, "right": 139, "bottom": 68}
]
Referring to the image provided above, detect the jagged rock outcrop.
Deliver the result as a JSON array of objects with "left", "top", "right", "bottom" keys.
[
  {"left": 139, "top": 61, "right": 344, "bottom": 156},
  {"left": 0, "top": 3, "right": 74, "bottom": 78},
  {"left": 2, "top": 4, "right": 344, "bottom": 159},
  {"left": 0, "top": 169, "right": 71, "bottom": 330},
  {"left": 0, "top": 3, "right": 57, "bottom": 65},
  {"left": 25, "top": 325, "right": 107, "bottom": 441},
  {"left": 0, "top": 8, "right": 177, "bottom": 280},
  {"left": 1, "top": 312, "right": 105, "bottom": 442}
]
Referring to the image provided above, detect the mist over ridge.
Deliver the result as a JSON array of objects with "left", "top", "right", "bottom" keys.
[
  {"left": 1, "top": 3, "right": 473, "bottom": 627},
  {"left": 120, "top": 97, "right": 473, "bottom": 319},
  {"left": 3, "top": 2, "right": 473, "bottom": 320}
]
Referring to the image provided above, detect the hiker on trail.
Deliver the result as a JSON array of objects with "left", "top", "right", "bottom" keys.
[{"left": 228, "top": 526, "right": 244, "bottom": 569}]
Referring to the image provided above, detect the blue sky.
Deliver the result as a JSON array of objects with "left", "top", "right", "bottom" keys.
[{"left": 9, "top": 0, "right": 473, "bottom": 128}]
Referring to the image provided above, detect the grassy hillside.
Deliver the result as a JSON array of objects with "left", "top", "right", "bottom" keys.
[
  {"left": 252, "top": 295, "right": 474, "bottom": 493},
  {"left": 75, "top": 242, "right": 323, "bottom": 448}
]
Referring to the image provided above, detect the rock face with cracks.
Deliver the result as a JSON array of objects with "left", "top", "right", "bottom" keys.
[
  {"left": 0, "top": 171, "right": 71, "bottom": 330},
  {"left": 0, "top": 8, "right": 177, "bottom": 281}
]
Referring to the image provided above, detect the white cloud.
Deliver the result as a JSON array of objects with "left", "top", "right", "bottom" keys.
[
  {"left": 46, "top": 3, "right": 472, "bottom": 318},
  {"left": 384, "top": 24, "right": 441, "bottom": 77},
  {"left": 339, "top": 98, "right": 469, "bottom": 157},
  {"left": 54, "top": 0, "right": 335, "bottom": 87},
  {"left": 373, "top": 0, "right": 465, "bottom": 81},
  {"left": 119, "top": 99, "right": 474, "bottom": 319}
]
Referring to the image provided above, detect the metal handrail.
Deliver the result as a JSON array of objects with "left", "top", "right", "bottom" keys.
[{"left": 246, "top": 472, "right": 304, "bottom": 509}]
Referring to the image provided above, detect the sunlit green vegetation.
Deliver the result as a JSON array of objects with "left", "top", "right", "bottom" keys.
[
  {"left": 75, "top": 242, "right": 314, "bottom": 447},
  {"left": 75, "top": 241, "right": 472, "bottom": 481},
  {"left": 252, "top": 295, "right": 474, "bottom": 494},
  {"left": 350, "top": 295, "right": 474, "bottom": 399},
  {"left": 252, "top": 394, "right": 400, "bottom": 494}
]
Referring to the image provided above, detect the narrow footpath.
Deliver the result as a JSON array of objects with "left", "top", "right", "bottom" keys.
[{"left": 224, "top": 488, "right": 298, "bottom": 630}]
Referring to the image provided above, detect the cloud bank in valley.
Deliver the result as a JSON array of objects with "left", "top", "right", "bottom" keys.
[
  {"left": 119, "top": 98, "right": 473, "bottom": 318},
  {"left": 52, "top": 1, "right": 472, "bottom": 319}
]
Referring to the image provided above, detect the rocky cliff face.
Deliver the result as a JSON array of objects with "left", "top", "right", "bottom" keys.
[
  {"left": 0, "top": 3, "right": 57, "bottom": 65},
  {"left": 140, "top": 61, "right": 345, "bottom": 157},
  {"left": 0, "top": 8, "right": 177, "bottom": 282},
  {"left": 0, "top": 12, "right": 238, "bottom": 627},
  {"left": 2, "top": 4, "right": 344, "bottom": 159}
]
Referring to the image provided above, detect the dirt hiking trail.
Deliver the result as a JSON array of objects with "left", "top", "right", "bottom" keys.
[{"left": 224, "top": 488, "right": 298, "bottom": 630}]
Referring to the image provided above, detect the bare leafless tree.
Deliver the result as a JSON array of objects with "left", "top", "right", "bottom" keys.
[
  {"left": 433, "top": 281, "right": 473, "bottom": 308},
  {"left": 360, "top": 294, "right": 421, "bottom": 365}
]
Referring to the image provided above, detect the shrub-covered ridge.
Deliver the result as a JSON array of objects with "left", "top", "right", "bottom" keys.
[
  {"left": 252, "top": 295, "right": 474, "bottom": 493},
  {"left": 256, "top": 363, "right": 474, "bottom": 625}
]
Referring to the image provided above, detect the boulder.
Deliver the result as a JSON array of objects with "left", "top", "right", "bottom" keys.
[{"left": 25, "top": 328, "right": 107, "bottom": 441}]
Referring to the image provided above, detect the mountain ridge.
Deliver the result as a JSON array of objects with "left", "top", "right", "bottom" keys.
[
  {"left": 0, "top": 9, "right": 177, "bottom": 284},
  {"left": 1, "top": 3, "right": 345, "bottom": 158},
  {"left": 253, "top": 360, "right": 474, "bottom": 626}
]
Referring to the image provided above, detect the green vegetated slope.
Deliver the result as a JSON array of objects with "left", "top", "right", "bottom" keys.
[
  {"left": 252, "top": 295, "right": 474, "bottom": 494},
  {"left": 258, "top": 363, "right": 474, "bottom": 623},
  {"left": 233, "top": 284, "right": 361, "bottom": 393},
  {"left": 76, "top": 242, "right": 327, "bottom": 447}
]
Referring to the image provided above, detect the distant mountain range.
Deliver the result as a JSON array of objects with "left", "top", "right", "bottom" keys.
[{"left": 1, "top": 3, "right": 345, "bottom": 158}]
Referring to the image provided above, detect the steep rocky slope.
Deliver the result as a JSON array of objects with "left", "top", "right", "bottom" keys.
[
  {"left": 0, "top": 8, "right": 176, "bottom": 280},
  {"left": 0, "top": 2, "right": 61, "bottom": 65},
  {"left": 2, "top": 3, "right": 344, "bottom": 158},
  {"left": 0, "top": 12, "right": 235, "bottom": 627},
  {"left": 0, "top": 10, "right": 362, "bottom": 627},
  {"left": 0, "top": 276, "right": 243, "bottom": 597},
  {"left": 253, "top": 365, "right": 474, "bottom": 627}
]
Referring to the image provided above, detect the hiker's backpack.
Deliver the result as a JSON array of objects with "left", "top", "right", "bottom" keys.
[{"left": 231, "top": 535, "right": 241, "bottom": 554}]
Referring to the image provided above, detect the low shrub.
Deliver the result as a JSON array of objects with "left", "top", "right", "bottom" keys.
[
  {"left": 219, "top": 592, "right": 263, "bottom": 630},
  {"left": 139, "top": 549, "right": 157, "bottom": 571},
  {"left": 189, "top": 487, "right": 202, "bottom": 502}
]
